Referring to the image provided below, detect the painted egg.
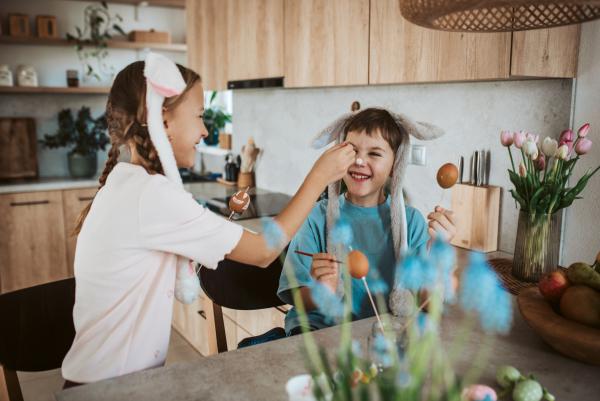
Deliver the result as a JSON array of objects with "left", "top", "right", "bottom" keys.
[
  {"left": 229, "top": 191, "right": 250, "bottom": 213},
  {"left": 437, "top": 163, "right": 459, "bottom": 189},
  {"left": 347, "top": 250, "right": 369, "bottom": 279},
  {"left": 460, "top": 384, "right": 497, "bottom": 401}
]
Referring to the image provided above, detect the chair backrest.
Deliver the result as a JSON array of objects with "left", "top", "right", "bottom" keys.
[
  {"left": 199, "top": 251, "right": 287, "bottom": 310},
  {"left": 0, "top": 278, "right": 76, "bottom": 372}
]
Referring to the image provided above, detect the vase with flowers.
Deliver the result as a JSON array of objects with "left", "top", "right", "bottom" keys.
[{"left": 501, "top": 125, "right": 599, "bottom": 282}]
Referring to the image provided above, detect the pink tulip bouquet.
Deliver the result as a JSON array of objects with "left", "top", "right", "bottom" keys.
[
  {"left": 503, "top": 124, "right": 599, "bottom": 281},
  {"left": 501, "top": 124, "right": 599, "bottom": 216}
]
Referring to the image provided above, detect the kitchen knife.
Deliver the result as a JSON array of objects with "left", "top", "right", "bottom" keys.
[
  {"left": 477, "top": 151, "right": 483, "bottom": 186},
  {"left": 457, "top": 156, "right": 464, "bottom": 184},
  {"left": 471, "top": 151, "right": 477, "bottom": 185}
]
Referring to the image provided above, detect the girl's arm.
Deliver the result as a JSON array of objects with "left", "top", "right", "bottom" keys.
[{"left": 226, "top": 143, "right": 356, "bottom": 268}]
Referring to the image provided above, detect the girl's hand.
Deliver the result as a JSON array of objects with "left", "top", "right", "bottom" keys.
[
  {"left": 309, "top": 143, "right": 356, "bottom": 188},
  {"left": 426, "top": 206, "right": 459, "bottom": 249},
  {"left": 309, "top": 253, "right": 339, "bottom": 293}
]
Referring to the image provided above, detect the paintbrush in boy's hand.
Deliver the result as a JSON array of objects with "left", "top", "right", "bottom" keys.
[{"left": 294, "top": 251, "right": 345, "bottom": 265}]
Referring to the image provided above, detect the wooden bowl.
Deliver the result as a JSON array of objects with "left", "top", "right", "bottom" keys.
[{"left": 517, "top": 287, "right": 600, "bottom": 365}]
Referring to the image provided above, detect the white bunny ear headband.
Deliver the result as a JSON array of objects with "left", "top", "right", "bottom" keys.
[
  {"left": 310, "top": 107, "right": 445, "bottom": 316},
  {"left": 144, "top": 52, "right": 200, "bottom": 305}
]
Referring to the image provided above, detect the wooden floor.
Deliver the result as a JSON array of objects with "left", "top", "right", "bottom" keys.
[{"left": 16, "top": 328, "right": 202, "bottom": 401}]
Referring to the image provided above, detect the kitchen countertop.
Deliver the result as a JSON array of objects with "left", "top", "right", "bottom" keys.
[
  {"left": 55, "top": 247, "right": 600, "bottom": 401},
  {"left": 0, "top": 176, "right": 101, "bottom": 194}
]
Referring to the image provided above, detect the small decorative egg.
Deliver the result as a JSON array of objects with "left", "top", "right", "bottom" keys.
[
  {"left": 229, "top": 191, "right": 250, "bottom": 213},
  {"left": 346, "top": 250, "right": 369, "bottom": 279},
  {"left": 513, "top": 380, "right": 543, "bottom": 401},
  {"left": 460, "top": 384, "right": 497, "bottom": 401},
  {"left": 495, "top": 365, "right": 521, "bottom": 388},
  {"left": 437, "top": 163, "right": 459, "bottom": 189}
]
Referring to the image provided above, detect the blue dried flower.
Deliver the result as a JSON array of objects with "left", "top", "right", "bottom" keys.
[
  {"left": 309, "top": 281, "right": 344, "bottom": 324},
  {"left": 397, "top": 256, "right": 425, "bottom": 290},
  {"left": 460, "top": 252, "right": 513, "bottom": 334},
  {"left": 331, "top": 219, "right": 353, "bottom": 245},
  {"left": 370, "top": 333, "right": 392, "bottom": 367},
  {"left": 261, "top": 220, "right": 287, "bottom": 250},
  {"left": 351, "top": 340, "right": 362, "bottom": 358}
]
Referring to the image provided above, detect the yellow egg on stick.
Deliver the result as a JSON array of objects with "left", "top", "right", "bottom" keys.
[{"left": 347, "top": 246, "right": 384, "bottom": 335}]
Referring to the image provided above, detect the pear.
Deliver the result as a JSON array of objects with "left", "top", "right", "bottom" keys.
[{"left": 567, "top": 262, "right": 600, "bottom": 292}]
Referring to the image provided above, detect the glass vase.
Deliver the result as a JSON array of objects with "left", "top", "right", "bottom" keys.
[{"left": 512, "top": 210, "right": 562, "bottom": 283}]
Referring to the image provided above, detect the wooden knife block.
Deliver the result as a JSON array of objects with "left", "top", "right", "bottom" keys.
[{"left": 450, "top": 183, "right": 500, "bottom": 253}]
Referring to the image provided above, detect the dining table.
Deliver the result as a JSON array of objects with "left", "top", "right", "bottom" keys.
[{"left": 55, "top": 248, "right": 600, "bottom": 400}]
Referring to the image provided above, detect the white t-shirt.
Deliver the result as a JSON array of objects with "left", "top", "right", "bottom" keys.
[{"left": 62, "top": 163, "right": 243, "bottom": 383}]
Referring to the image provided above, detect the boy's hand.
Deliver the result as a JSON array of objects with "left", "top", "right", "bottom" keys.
[
  {"left": 309, "top": 143, "right": 356, "bottom": 188},
  {"left": 426, "top": 206, "right": 459, "bottom": 249},
  {"left": 309, "top": 253, "right": 339, "bottom": 293}
]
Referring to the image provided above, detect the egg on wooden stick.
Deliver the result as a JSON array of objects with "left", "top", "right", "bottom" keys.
[
  {"left": 347, "top": 246, "right": 384, "bottom": 335},
  {"left": 437, "top": 158, "right": 459, "bottom": 205},
  {"left": 228, "top": 187, "right": 251, "bottom": 220}
]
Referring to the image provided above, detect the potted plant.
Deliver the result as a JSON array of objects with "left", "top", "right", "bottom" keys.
[
  {"left": 39, "top": 107, "right": 109, "bottom": 178},
  {"left": 202, "top": 92, "right": 231, "bottom": 146},
  {"left": 501, "top": 125, "right": 599, "bottom": 282},
  {"left": 66, "top": 1, "right": 126, "bottom": 83}
]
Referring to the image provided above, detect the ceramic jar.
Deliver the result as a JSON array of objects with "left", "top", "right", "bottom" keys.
[
  {"left": 17, "top": 65, "right": 38, "bottom": 87},
  {"left": 0, "top": 65, "right": 13, "bottom": 86}
]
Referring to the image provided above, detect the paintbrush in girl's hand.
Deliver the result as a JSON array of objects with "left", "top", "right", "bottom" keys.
[{"left": 294, "top": 251, "right": 346, "bottom": 265}]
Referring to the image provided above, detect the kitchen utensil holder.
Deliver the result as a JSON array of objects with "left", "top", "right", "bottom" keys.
[{"left": 237, "top": 172, "right": 254, "bottom": 188}]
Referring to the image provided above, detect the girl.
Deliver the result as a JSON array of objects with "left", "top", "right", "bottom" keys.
[{"left": 61, "top": 54, "right": 356, "bottom": 386}]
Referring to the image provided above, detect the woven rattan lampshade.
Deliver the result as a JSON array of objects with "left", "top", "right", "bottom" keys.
[{"left": 399, "top": 1, "right": 600, "bottom": 32}]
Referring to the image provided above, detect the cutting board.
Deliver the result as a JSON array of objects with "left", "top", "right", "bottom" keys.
[
  {"left": 0, "top": 118, "right": 39, "bottom": 181},
  {"left": 450, "top": 183, "right": 500, "bottom": 252},
  {"left": 517, "top": 287, "right": 600, "bottom": 366}
]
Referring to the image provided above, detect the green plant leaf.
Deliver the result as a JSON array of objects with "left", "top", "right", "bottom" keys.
[
  {"left": 537, "top": 193, "right": 551, "bottom": 213},
  {"left": 113, "top": 24, "right": 127, "bottom": 36},
  {"left": 510, "top": 190, "right": 528, "bottom": 212},
  {"left": 66, "top": 32, "right": 75, "bottom": 41},
  {"left": 529, "top": 186, "right": 546, "bottom": 214},
  {"left": 101, "top": 1, "right": 108, "bottom": 9},
  {"left": 210, "top": 91, "right": 217, "bottom": 105},
  {"left": 87, "top": 65, "right": 93, "bottom": 74}
]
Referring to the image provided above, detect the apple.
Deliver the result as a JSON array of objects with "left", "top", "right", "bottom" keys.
[{"left": 539, "top": 269, "right": 571, "bottom": 302}]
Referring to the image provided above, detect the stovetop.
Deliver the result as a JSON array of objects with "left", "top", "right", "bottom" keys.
[{"left": 204, "top": 192, "right": 292, "bottom": 220}]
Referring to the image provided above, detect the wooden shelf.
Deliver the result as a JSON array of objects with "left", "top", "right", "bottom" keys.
[
  {"left": 0, "top": 86, "right": 110, "bottom": 95},
  {"left": 65, "top": 0, "right": 185, "bottom": 8},
  {"left": 0, "top": 36, "right": 187, "bottom": 52}
]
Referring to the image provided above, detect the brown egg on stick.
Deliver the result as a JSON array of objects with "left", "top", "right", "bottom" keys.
[
  {"left": 228, "top": 189, "right": 251, "bottom": 220},
  {"left": 347, "top": 250, "right": 370, "bottom": 279},
  {"left": 437, "top": 163, "right": 459, "bottom": 189}
]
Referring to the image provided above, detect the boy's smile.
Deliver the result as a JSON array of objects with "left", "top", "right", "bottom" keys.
[{"left": 344, "top": 130, "right": 395, "bottom": 207}]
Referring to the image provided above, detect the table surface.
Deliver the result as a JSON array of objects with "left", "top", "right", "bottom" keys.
[{"left": 55, "top": 250, "right": 600, "bottom": 401}]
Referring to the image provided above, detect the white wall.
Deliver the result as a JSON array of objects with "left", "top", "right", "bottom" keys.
[
  {"left": 232, "top": 79, "right": 573, "bottom": 254},
  {"left": 0, "top": 0, "right": 186, "bottom": 177},
  {"left": 562, "top": 20, "right": 600, "bottom": 266}
]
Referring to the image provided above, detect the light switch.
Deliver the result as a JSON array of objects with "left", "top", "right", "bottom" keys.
[{"left": 409, "top": 145, "right": 426, "bottom": 166}]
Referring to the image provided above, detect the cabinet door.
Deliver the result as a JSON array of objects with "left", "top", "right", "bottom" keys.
[
  {"left": 284, "top": 0, "right": 370, "bottom": 88},
  {"left": 236, "top": 306, "right": 288, "bottom": 336},
  {"left": 62, "top": 187, "right": 97, "bottom": 275},
  {"left": 186, "top": 0, "right": 229, "bottom": 91},
  {"left": 369, "top": 0, "right": 511, "bottom": 84},
  {"left": 0, "top": 191, "right": 68, "bottom": 293},
  {"left": 227, "top": 0, "right": 284, "bottom": 81},
  {"left": 511, "top": 25, "right": 580, "bottom": 78}
]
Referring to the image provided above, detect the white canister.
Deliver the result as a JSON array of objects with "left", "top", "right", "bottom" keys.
[
  {"left": 17, "top": 65, "right": 38, "bottom": 87},
  {"left": 0, "top": 65, "right": 13, "bottom": 87}
]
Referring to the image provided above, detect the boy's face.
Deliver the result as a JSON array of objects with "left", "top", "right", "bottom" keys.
[{"left": 345, "top": 130, "right": 394, "bottom": 200}]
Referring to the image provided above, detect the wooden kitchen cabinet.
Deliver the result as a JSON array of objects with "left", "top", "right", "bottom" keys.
[
  {"left": 186, "top": 0, "right": 229, "bottom": 91},
  {"left": 284, "top": 0, "right": 370, "bottom": 88},
  {"left": 62, "top": 187, "right": 97, "bottom": 274},
  {"left": 227, "top": 0, "right": 284, "bottom": 82},
  {"left": 0, "top": 190, "right": 69, "bottom": 293},
  {"left": 511, "top": 25, "right": 580, "bottom": 78},
  {"left": 369, "top": 0, "right": 511, "bottom": 84}
]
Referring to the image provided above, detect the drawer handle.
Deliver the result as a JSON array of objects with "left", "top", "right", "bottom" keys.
[
  {"left": 10, "top": 200, "right": 50, "bottom": 207},
  {"left": 198, "top": 310, "right": 206, "bottom": 319},
  {"left": 79, "top": 197, "right": 95, "bottom": 201}
]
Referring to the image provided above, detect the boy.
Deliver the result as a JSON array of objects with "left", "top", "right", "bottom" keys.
[{"left": 277, "top": 108, "right": 458, "bottom": 336}]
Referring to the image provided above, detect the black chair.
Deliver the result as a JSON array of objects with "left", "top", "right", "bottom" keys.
[
  {"left": 199, "top": 251, "right": 288, "bottom": 354},
  {"left": 0, "top": 278, "right": 76, "bottom": 401}
]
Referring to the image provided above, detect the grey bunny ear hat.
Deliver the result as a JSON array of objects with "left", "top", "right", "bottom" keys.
[{"left": 309, "top": 107, "right": 445, "bottom": 316}]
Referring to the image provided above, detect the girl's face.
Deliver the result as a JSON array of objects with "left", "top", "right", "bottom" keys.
[
  {"left": 163, "top": 81, "right": 208, "bottom": 168},
  {"left": 344, "top": 130, "right": 394, "bottom": 206}
]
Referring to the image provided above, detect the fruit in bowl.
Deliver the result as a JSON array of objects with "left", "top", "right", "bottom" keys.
[
  {"left": 567, "top": 262, "right": 600, "bottom": 291},
  {"left": 560, "top": 285, "right": 600, "bottom": 329},
  {"left": 538, "top": 270, "right": 571, "bottom": 302}
]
